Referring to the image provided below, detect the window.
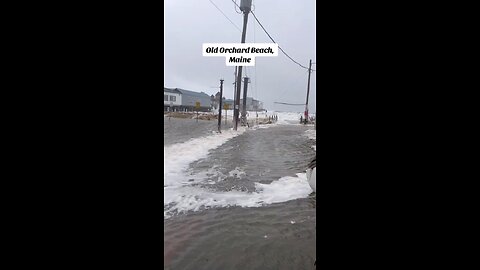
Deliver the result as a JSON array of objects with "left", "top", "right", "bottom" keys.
[
  {"left": 164, "top": 95, "right": 168, "bottom": 101},
  {"left": 170, "top": 96, "right": 176, "bottom": 102}
]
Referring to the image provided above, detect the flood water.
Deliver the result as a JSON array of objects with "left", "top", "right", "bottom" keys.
[{"left": 164, "top": 115, "right": 316, "bottom": 269}]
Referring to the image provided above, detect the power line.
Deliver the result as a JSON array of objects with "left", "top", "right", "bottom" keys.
[
  {"left": 231, "top": 0, "right": 314, "bottom": 71},
  {"left": 232, "top": 0, "right": 242, "bottom": 14},
  {"left": 209, "top": 0, "right": 241, "bottom": 32},
  {"left": 250, "top": 10, "right": 315, "bottom": 71},
  {"left": 274, "top": 102, "right": 305, "bottom": 106}
]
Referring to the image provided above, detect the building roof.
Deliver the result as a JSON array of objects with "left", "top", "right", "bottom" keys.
[
  {"left": 240, "top": 97, "right": 258, "bottom": 102},
  {"left": 164, "top": 87, "right": 181, "bottom": 94},
  {"left": 175, "top": 88, "right": 210, "bottom": 98}
]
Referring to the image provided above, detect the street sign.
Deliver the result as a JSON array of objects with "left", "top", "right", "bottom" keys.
[
  {"left": 223, "top": 103, "right": 230, "bottom": 110},
  {"left": 195, "top": 102, "right": 200, "bottom": 109}
]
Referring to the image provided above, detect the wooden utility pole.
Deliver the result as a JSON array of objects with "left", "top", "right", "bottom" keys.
[
  {"left": 304, "top": 59, "right": 312, "bottom": 124},
  {"left": 233, "top": 67, "right": 237, "bottom": 126},
  {"left": 241, "top": 77, "right": 249, "bottom": 125},
  {"left": 233, "top": 1, "right": 251, "bottom": 130},
  {"left": 218, "top": 79, "right": 224, "bottom": 133}
]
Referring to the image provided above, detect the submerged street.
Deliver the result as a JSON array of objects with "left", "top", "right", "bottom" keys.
[{"left": 164, "top": 114, "right": 316, "bottom": 269}]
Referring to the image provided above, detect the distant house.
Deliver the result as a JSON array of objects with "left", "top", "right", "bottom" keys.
[
  {"left": 164, "top": 88, "right": 182, "bottom": 108},
  {"left": 211, "top": 91, "right": 234, "bottom": 110},
  {"left": 240, "top": 97, "right": 264, "bottom": 111},
  {"left": 215, "top": 98, "right": 234, "bottom": 110},
  {"left": 164, "top": 87, "right": 212, "bottom": 112},
  {"left": 223, "top": 98, "right": 235, "bottom": 109}
]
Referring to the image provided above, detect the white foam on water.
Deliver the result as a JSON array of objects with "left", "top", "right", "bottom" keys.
[
  {"left": 305, "top": 129, "right": 316, "bottom": 140},
  {"left": 272, "top": 111, "right": 304, "bottom": 125},
  {"left": 228, "top": 167, "right": 246, "bottom": 178},
  {"left": 216, "top": 110, "right": 306, "bottom": 130},
  {"left": 191, "top": 165, "right": 228, "bottom": 183},
  {"left": 250, "top": 124, "right": 273, "bottom": 130},
  {"left": 214, "top": 110, "right": 309, "bottom": 126},
  {"left": 164, "top": 114, "right": 315, "bottom": 219},
  {"left": 254, "top": 173, "right": 312, "bottom": 203},
  {"left": 164, "top": 172, "right": 313, "bottom": 219},
  {"left": 164, "top": 127, "right": 246, "bottom": 187}
]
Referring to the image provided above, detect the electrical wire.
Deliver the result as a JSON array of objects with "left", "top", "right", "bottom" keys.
[
  {"left": 230, "top": 0, "right": 316, "bottom": 72},
  {"left": 250, "top": 10, "right": 315, "bottom": 71},
  {"left": 232, "top": 0, "right": 314, "bottom": 109},
  {"left": 274, "top": 102, "right": 305, "bottom": 106},
  {"left": 209, "top": 0, "right": 241, "bottom": 32},
  {"left": 232, "top": 0, "right": 242, "bottom": 14}
]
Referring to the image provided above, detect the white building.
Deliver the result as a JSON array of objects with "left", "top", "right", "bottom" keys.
[
  {"left": 164, "top": 88, "right": 182, "bottom": 109},
  {"left": 164, "top": 87, "right": 212, "bottom": 112}
]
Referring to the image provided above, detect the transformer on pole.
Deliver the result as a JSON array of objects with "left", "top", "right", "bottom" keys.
[{"left": 240, "top": 0, "right": 252, "bottom": 12}]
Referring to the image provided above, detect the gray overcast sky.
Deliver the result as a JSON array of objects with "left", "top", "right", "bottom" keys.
[{"left": 164, "top": 0, "right": 316, "bottom": 113}]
